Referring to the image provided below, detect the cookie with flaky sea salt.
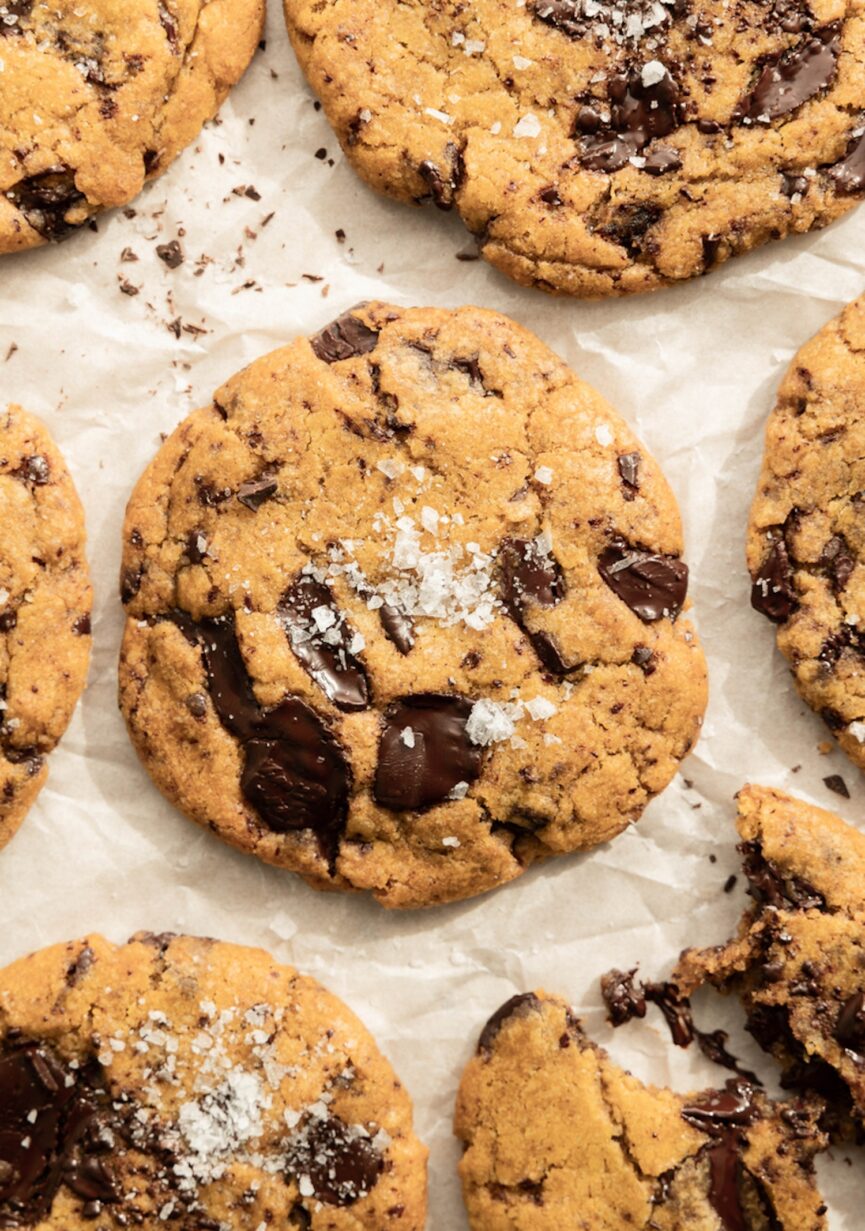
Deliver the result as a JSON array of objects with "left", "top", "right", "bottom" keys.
[
  {"left": 455, "top": 989, "right": 828, "bottom": 1229},
  {"left": 283, "top": 0, "right": 865, "bottom": 299},
  {"left": 118, "top": 302, "right": 707, "bottom": 908},
  {"left": 748, "top": 295, "right": 865, "bottom": 770},
  {"left": 0, "top": 405, "right": 92, "bottom": 852},
  {"left": 0, "top": 932, "right": 427, "bottom": 1229},
  {"left": 0, "top": 0, "right": 263, "bottom": 255}
]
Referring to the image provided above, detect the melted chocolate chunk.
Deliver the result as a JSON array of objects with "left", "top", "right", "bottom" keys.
[
  {"left": 600, "top": 968, "right": 646, "bottom": 1026},
  {"left": 578, "top": 69, "right": 682, "bottom": 173},
  {"left": 170, "top": 612, "right": 349, "bottom": 864},
  {"left": 378, "top": 603, "right": 415, "bottom": 655},
  {"left": 417, "top": 142, "right": 464, "bottom": 209},
  {"left": 598, "top": 538, "right": 688, "bottom": 621},
  {"left": 617, "top": 451, "right": 641, "bottom": 498},
  {"left": 478, "top": 993, "right": 541, "bottom": 1055},
  {"left": 0, "top": 1040, "right": 118, "bottom": 1226},
  {"left": 829, "top": 129, "right": 865, "bottom": 195},
  {"left": 374, "top": 695, "right": 482, "bottom": 811},
  {"left": 738, "top": 27, "right": 839, "bottom": 122},
  {"left": 499, "top": 537, "right": 571, "bottom": 672},
  {"left": 310, "top": 312, "right": 379, "bottom": 363},
  {"left": 835, "top": 991, "right": 865, "bottom": 1052},
  {"left": 682, "top": 1081, "right": 758, "bottom": 1134},
  {"left": 236, "top": 474, "right": 278, "bottom": 511},
  {"left": 285, "top": 1116, "right": 383, "bottom": 1207},
  {"left": 5, "top": 169, "right": 86, "bottom": 241},
  {"left": 598, "top": 204, "right": 662, "bottom": 256},
  {"left": 279, "top": 576, "right": 369, "bottom": 712},
  {"left": 750, "top": 536, "right": 797, "bottom": 622},
  {"left": 642, "top": 147, "right": 682, "bottom": 175},
  {"left": 739, "top": 840, "right": 825, "bottom": 911}
]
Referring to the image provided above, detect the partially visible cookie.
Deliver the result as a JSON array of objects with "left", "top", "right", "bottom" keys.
[
  {"left": 749, "top": 296, "right": 865, "bottom": 770},
  {"left": 0, "top": 932, "right": 428, "bottom": 1229},
  {"left": 118, "top": 302, "right": 706, "bottom": 908},
  {"left": 455, "top": 989, "right": 827, "bottom": 1229},
  {"left": 0, "top": 406, "right": 91, "bottom": 851},
  {"left": 0, "top": 0, "right": 264, "bottom": 255},
  {"left": 284, "top": 0, "right": 865, "bottom": 298},
  {"left": 656, "top": 785, "right": 865, "bottom": 1140}
]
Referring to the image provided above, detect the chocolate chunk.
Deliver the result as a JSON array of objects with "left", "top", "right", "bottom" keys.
[
  {"left": 310, "top": 311, "right": 379, "bottom": 363},
  {"left": 417, "top": 143, "right": 464, "bottom": 209},
  {"left": 782, "top": 171, "right": 810, "bottom": 198},
  {"left": 374, "top": 694, "right": 482, "bottom": 811},
  {"left": 818, "top": 534, "right": 854, "bottom": 593},
  {"left": 0, "top": 1040, "right": 118, "bottom": 1225},
  {"left": 236, "top": 474, "right": 278, "bottom": 511},
  {"left": 0, "top": 0, "right": 31, "bottom": 34},
  {"left": 681, "top": 1080, "right": 758, "bottom": 1133},
  {"left": 12, "top": 454, "right": 50, "bottom": 485},
  {"left": 279, "top": 576, "right": 369, "bottom": 712},
  {"left": 642, "top": 147, "right": 682, "bottom": 175},
  {"left": 750, "top": 536, "right": 797, "bottom": 622},
  {"left": 600, "top": 968, "right": 646, "bottom": 1026},
  {"left": 829, "top": 129, "right": 865, "bottom": 195},
  {"left": 617, "top": 451, "right": 641, "bottom": 498},
  {"left": 738, "top": 28, "right": 839, "bottom": 123},
  {"left": 378, "top": 603, "right": 415, "bottom": 655},
  {"left": 158, "top": 1, "right": 179, "bottom": 51},
  {"left": 598, "top": 204, "right": 663, "bottom": 255},
  {"left": 598, "top": 538, "right": 688, "bottom": 621},
  {"left": 169, "top": 612, "right": 350, "bottom": 864},
  {"left": 704, "top": 1138, "right": 748, "bottom": 1231},
  {"left": 285, "top": 1116, "right": 383, "bottom": 1206},
  {"left": 579, "top": 68, "right": 682, "bottom": 173},
  {"left": 835, "top": 991, "right": 865, "bottom": 1051},
  {"left": 185, "top": 529, "right": 208, "bottom": 564},
  {"left": 72, "top": 614, "right": 91, "bottom": 636},
  {"left": 631, "top": 644, "right": 655, "bottom": 673},
  {"left": 155, "top": 239, "right": 183, "bottom": 268},
  {"left": 0, "top": 610, "right": 17, "bottom": 633},
  {"left": 823, "top": 773, "right": 849, "bottom": 798},
  {"left": 477, "top": 993, "right": 541, "bottom": 1055},
  {"left": 643, "top": 980, "right": 694, "bottom": 1047},
  {"left": 499, "top": 537, "right": 572, "bottom": 671},
  {"left": 739, "top": 840, "right": 825, "bottom": 911},
  {"left": 5, "top": 169, "right": 86, "bottom": 242}
]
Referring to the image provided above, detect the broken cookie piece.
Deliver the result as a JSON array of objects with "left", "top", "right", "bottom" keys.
[{"left": 455, "top": 989, "right": 828, "bottom": 1229}]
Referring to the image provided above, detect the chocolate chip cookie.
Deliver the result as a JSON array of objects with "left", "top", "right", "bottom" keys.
[
  {"left": 633, "top": 785, "right": 865, "bottom": 1141},
  {"left": 0, "top": 0, "right": 264, "bottom": 255},
  {"left": 283, "top": 0, "right": 865, "bottom": 298},
  {"left": 0, "top": 406, "right": 91, "bottom": 852},
  {"left": 749, "top": 296, "right": 865, "bottom": 772},
  {"left": 455, "top": 989, "right": 828, "bottom": 1229},
  {"left": 0, "top": 931, "right": 427, "bottom": 1229},
  {"left": 118, "top": 302, "right": 707, "bottom": 908}
]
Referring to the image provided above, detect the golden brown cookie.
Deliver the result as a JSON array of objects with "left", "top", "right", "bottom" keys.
[
  {"left": 623, "top": 785, "right": 865, "bottom": 1142},
  {"left": 283, "top": 0, "right": 865, "bottom": 298},
  {"left": 0, "top": 932, "right": 428, "bottom": 1229},
  {"left": 0, "top": 0, "right": 264, "bottom": 255},
  {"left": 455, "top": 989, "right": 828, "bottom": 1229},
  {"left": 749, "top": 295, "right": 865, "bottom": 773},
  {"left": 0, "top": 405, "right": 91, "bottom": 851},
  {"left": 118, "top": 302, "right": 707, "bottom": 908}
]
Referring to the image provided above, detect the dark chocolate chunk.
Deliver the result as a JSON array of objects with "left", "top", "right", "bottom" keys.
[
  {"left": 828, "top": 129, "right": 865, "bottom": 195},
  {"left": 158, "top": 1, "right": 179, "bottom": 51},
  {"left": 72, "top": 614, "right": 91, "bottom": 636},
  {"left": 600, "top": 968, "right": 646, "bottom": 1026},
  {"left": 5, "top": 169, "right": 86, "bottom": 242},
  {"left": 737, "top": 28, "right": 839, "bottom": 123},
  {"left": 598, "top": 538, "right": 688, "bottom": 621},
  {"left": 818, "top": 534, "right": 855, "bottom": 593},
  {"left": 579, "top": 68, "right": 682, "bottom": 173},
  {"left": 374, "top": 694, "right": 482, "bottom": 811},
  {"left": 279, "top": 576, "right": 369, "bottom": 712},
  {"left": 739, "top": 840, "right": 825, "bottom": 911},
  {"left": 823, "top": 773, "right": 849, "bottom": 798},
  {"left": 498, "top": 537, "right": 571, "bottom": 672},
  {"left": 598, "top": 203, "right": 663, "bottom": 255},
  {"left": 236, "top": 474, "right": 278, "bottom": 511},
  {"left": 643, "top": 980, "right": 694, "bottom": 1047},
  {"left": 642, "top": 147, "right": 682, "bottom": 175},
  {"left": 750, "top": 536, "right": 797, "bottom": 622},
  {"left": 285, "top": 1116, "right": 382, "bottom": 1207},
  {"left": 155, "top": 239, "right": 183, "bottom": 268},
  {"left": 835, "top": 991, "right": 865, "bottom": 1052},
  {"left": 477, "top": 993, "right": 541, "bottom": 1055},
  {"left": 681, "top": 1080, "right": 758, "bottom": 1134},
  {"left": 417, "top": 143, "right": 464, "bottom": 209},
  {"left": 617, "top": 451, "right": 641, "bottom": 499},
  {"left": 378, "top": 603, "right": 415, "bottom": 655},
  {"left": 310, "top": 312, "right": 379, "bottom": 363},
  {"left": 12, "top": 454, "right": 50, "bottom": 485}
]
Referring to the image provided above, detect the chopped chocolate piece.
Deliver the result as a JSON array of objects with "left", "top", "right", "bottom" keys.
[
  {"left": 12, "top": 454, "right": 50, "bottom": 485},
  {"left": 681, "top": 1080, "right": 758, "bottom": 1133},
  {"left": 829, "top": 129, "right": 865, "bottom": 194},
  {"left": 823, "top": 773, "right": 849, "bottom": 799},
  {"left": 285, "top": 1115, "right": 383, "bottom": 1206},
  {"left": 600, "top": 968, "right": 646, "bottom": 1026},
  {"left": 374, "top": 694, "right": 482, "bottom": 811},
  {"left": 579, "top": 68, "right": 682, "bottom": 173},
  {"left": 156, "top": 239, "right": 184, "bottom": 268},
  {"left": 5, "top": 169, "right": 86, "bottom": 242},
  {"left": 310, "top": 311, "right": 379, "bottom": 363},
  {"left": 739, "top": 840, "right": 825, "bottom": 911},
  {"left": 279, "top": 576, "right": 369, "bottom": 712},
  {"left": 737, "top": 27, "right": 839, "bottom": 123},
  {"left": 378, "top": 603, "right": 415, "bottom": 655},
  {"left": 750, "top": 536, "right": 797, "bottom": 622},
  {"left": 236, "top": 473, "right": 278, "bottom": 511},
  {"left": 478, "top": 993, "right": 541, "bottom": 1055},
  {"left": 617, "top": 451, "right": 641, "bottom": 498},
  {"left": 498, "top": 537, "right": 571, "bottom": 672},
  {"left": 598, "top": 537, "right": 688, "bottom": 621},
  {"left": 835, "top": 991, "right": 865, "bottom": 1052}
]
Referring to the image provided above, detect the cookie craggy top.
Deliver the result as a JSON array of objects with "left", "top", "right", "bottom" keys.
[
  {"left": 0, "top": 406, "right": 91, "bottom": 851},
  {"left": 749, "top": 296, "right": 865, "bottom": 773},
  {"left": 0, "top": 932, "right": 427, "bottom": 1229},
  {"left": 455, "top": 990, "right": 828, "bottom": 1229},
  {"left": 119, "top": 303, "right": 706, "bottom": 908},
  {"left": 284, "top": 0, "right": 865, "bottom": 297},
  {"left": 0, "top": 0, "right": 264, "bottom": 253}
]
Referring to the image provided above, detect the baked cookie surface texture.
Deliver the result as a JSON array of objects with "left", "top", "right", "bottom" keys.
[
  {"left": 0, "top": 932, "right": 428, "bottom": 1229},
  {"left": 284, "top": 0, "right": 865, "bottom": 297},
  {"left": 0, "top": 0, "right": 264, "bottom": 255},
  {"left": 118, "top": 303, "right": 707, "bottom": 908},
  {"left": 0, "top": 405, "right": 91, "bottom": 852}
]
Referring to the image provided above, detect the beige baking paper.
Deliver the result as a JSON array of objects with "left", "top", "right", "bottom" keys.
[{"left": 1, "top": 5, "right": 864, "bottom": 1226}]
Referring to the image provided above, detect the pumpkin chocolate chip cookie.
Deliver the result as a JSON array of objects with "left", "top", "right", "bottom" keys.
[
  {"left": 0, "top": 932, "right": 427, "bottom": 1229},
  {"left": 118, "top": 302, "right": 706, "bottom": 908},
  {"left": 0, "top": 405, "right": 91, "bottom": 851},
  {"left": 455, "top": 989, "right": 828, "bottom": 1229},
  {"left": 283, "top": 0, "right": 865, "bottom": 297},
  {"left": 0, "top": 0, "right": 264, "bottom": 255}
]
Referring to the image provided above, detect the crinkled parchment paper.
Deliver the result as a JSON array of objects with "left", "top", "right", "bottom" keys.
[{"left": 1, "top": 5, "right": 864, "bottom": 1226}]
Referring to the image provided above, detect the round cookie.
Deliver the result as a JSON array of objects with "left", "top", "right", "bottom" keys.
[
  {"left": 749, "top": 295, "right": 865, "bottom": 771},
  {"left": 0, "top": 932, "right": 427, "bottom": 1229},
  {"left": 455, "top": 990, "right": 828, "bottom": 1229},
  {"left": 0, "top": 405, "right": 92, "bottom": 851},
  {"left": 283, "top": 0, "right": 865, "bottom": 298},
  {"left": 0, "top": 0, "right": 264, "bottom": 255},
  {"left": 118, "top": 302, "right": 707, "bottom": 908}
]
